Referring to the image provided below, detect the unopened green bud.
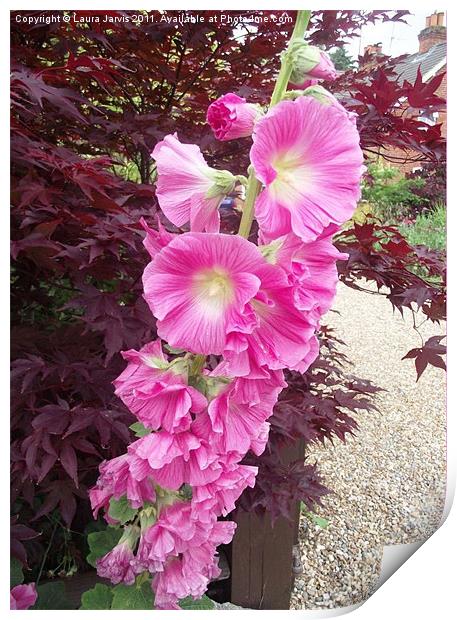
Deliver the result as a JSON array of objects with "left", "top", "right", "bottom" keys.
[
  {"left": 282, "top": 40, "right": 337, "bottom": 86},
  {"left": 282, "top": 40, "right": 321, "bottom": 84},
  {"left": 302, "top": 84, "right": 335, "bottom": 106}
]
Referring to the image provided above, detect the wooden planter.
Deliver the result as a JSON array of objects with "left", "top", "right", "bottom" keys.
[{"left": 226, "top": 441, "right": 305, "bottom": 609}]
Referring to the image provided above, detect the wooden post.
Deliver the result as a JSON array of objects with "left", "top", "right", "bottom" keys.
[{"left": 229, "top": 441, "right": 304, "bottom": 609}]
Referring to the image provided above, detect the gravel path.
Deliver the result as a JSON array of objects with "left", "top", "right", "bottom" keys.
[{"left": 291, "top": 282, "right": 446, "bottom": 610}]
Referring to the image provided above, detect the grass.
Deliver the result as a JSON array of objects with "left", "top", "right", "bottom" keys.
[{"left": 398, "top": 203, "right": 446, "bottom": 252}]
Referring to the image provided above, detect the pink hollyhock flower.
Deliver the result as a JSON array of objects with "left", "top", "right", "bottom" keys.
[
  {"left": 114, "top": 340, "right": 207, "bottom": 433},
  {"left": 191, "top": 463, "right": 258, "bottom": 519},
  {"left": 152, "top": 134, "right": 236, "bottom": 232},
  {"left": 207, "top": 93, "right": 263, "bottom": 141},
  {"left": 153, "top": 560, "right": 186, "bottom": 609},
  {"left": 249, "top": 421, "right": 271, "bottom": 455},
  {"left": 142, "top": 232, "right": 263, "bottom": 355},
  {"left": 128, "top": 429, "right": 222, "bottom": 490},
  {"left": 216, "top": 262, "right": 317, "bottom": 376},
  {"left": 153, "top": 556, "right": 210, "bottom": 609},
  {"left": 260, "top": 225, "right": 347, "bottom": 320},
  {"left": 193, "top": 372, "right": 285, "bottom": 457},
  {"left": 96, "top": 526, "right": 139, "bottom": 585},
  {"left": 250, "top": 96, "right": 364, "bottom": 243},
  {"left": 151, "top": 518, "right": 236, "bottom": 609},
  {"left": 89, "top": 453, "right": 156, "bottom": 519},
  {"left": 10, "top": 584, "right": 37, "bottom": 610}
]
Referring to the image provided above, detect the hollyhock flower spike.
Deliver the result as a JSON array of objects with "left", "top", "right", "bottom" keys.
[
  {"left": 251, "top": 95, "right": 364, "bottom": 243},
  {"left": 142, "top": 232, "right": 264, "bottom": 355},
  {"left": 207, "top": 93, "right": 264, "bottom": 141},
  {"left": 152, "top": 134, "right": 237, "bottom": 233},
  {"left": 10, "top": 584, "right": 37, "bottom": 610},
  {"left": 89, "top": 10, "right": 365, "bottom": 609}
]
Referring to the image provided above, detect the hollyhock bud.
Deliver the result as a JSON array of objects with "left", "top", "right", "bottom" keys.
[
  {"left": 152, "top": 134, "right": 237, "bottom": 232},
  {"left": 207, "top": 93, "right": 264, "bottom": 141},
  {"left": 284, "top": 40, "right": 337, "bottom": 86},
  {"left": 96, "top": 525, "right": 139, "bottom": 585},
  {"left": 10, "top": 584, "right": 37, "bottom": 610}
]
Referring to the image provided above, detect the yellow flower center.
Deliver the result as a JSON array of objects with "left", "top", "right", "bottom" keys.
[
  {"left": 271, "top": 151, "right": 312, "bottom": 205},
  {"left": 193, "top": 268, "right": 234, "bottom": 317}
]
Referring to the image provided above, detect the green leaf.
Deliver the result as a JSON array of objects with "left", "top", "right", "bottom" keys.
[
  {"left": 108, "top": 496, "right": 137, "bottom": 525},
  {"left": 301, "top": 507, "right": 330, "bottom": 529},
  {"left": 179, "top": 595, "right": 215, "bottom": 610},
  {"left": 80, "top": 583, "right": 113, "bottom": 610},
  {"left": 312, "top": 515, "right": 330, "bottom": 529},
  {"left": 111, "top": 580, "right": 155, "bottom": 610},
  {"left": 129, "top": 421, "right": 151, "bottom": 438},
  {"left": 10, "top": 557, "right": 24, "bottom": 588},
  {"left": 32, "top": 582, "right": 73, "bottom": 610},
  {"left": 87, "top": 527, "right": 122, "bottom": 567}
]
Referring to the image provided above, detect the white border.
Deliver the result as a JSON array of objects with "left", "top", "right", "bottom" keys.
[{"left": 4, "top": 1, "right": 455, "bottom": 618}]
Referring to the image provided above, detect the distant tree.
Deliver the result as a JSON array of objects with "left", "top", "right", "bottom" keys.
[{"left": 330, "top": 46, "right": 355, "bottom": 71}]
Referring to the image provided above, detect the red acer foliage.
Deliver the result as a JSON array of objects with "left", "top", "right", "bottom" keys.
[
  {"left": 11, "top": 10, "right": 446, "bottom": 573},
  {"left": 402, "top": 335, "right": 446, "bottom": 381}
]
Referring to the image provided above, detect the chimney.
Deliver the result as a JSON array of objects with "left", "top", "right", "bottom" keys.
[{"left": 418, "top": 12, "right": 446, "bottom": 53}]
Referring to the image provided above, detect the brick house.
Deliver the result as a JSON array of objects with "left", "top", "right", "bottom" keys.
[{"left": 366, "top": 12, "right": 447, "bottom": 174}]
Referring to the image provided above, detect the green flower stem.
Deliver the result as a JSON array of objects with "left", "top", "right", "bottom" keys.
[
  {"left": 237, "top": 171, "right": 262, "bottom": 239},
  {"left": 185, "top": 12, "right": 312, "bottom": 374},
  {"left": 237, "top": 10, "right": 311, "bottom": 239}
]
